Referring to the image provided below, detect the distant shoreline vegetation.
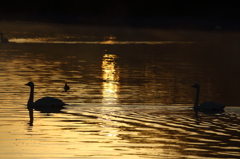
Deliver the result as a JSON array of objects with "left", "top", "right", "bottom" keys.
[{"left": 1, "top": 1, "right": 240, "bottom": 31}]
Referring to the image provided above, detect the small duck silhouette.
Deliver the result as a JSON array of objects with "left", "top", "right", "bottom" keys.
[{"left": 64, "top": 83, "right": 70, "bottom": 92}]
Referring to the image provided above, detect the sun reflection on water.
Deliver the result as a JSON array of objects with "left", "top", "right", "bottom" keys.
[{"left": 101, "top": 54, "right": 120, "bottom": 104}]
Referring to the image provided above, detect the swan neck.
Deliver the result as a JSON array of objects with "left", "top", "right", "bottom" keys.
[
  {"left": 194, "top": 87, "right": 200, "bottom": 108},
  {"left": 28, "top": 86, "right": 34, "bottom": 106}
]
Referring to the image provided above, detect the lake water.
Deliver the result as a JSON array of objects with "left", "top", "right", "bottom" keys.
[{"left": 0, "top": 21, "right": 240, "bottom": 158}]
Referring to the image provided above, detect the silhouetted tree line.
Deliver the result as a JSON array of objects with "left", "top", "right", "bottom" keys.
[
  {"left": 1, "top": 1, "right": 240, "bottom": 29},
  {"left": 1, "top": 1, "right": 240, "bottom": 18}
]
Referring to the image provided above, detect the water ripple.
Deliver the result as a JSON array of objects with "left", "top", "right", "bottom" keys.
[{"left": 1, "top": 105, "right": 240, "bottom": 158}]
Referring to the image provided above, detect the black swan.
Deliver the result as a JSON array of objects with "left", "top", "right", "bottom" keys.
[
  {"left": 25, "top": 81, "right": 67, "bottom": 112},
  {"left": 192, "top": 84, "right": 225, "bottom": 111}
]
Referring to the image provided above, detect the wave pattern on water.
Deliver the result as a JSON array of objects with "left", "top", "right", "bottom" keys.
[
  {"left": 1, "top": 24, "right": 240, "bottom": 158},
  {"left": 1, "top": 105, "right": 239, "bottom": 158},
  {"left": 65, "top": 106, "right": 240, "bottom": 158}
]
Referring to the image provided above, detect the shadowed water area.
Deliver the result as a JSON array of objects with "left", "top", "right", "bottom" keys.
[{"left": 0, "top": 22, "right": 240, "bottom": 158}]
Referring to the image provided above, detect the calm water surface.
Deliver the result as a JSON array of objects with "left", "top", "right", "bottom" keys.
[{"left": 0, "top": 22, "right": 240, "bottom": 158}]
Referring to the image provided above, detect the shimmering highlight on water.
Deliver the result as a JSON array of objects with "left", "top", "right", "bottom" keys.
[
  {"left": 0, "top": 105, "right": 240, "bottom": 158},
  {"left": 1, "top": 22, "right": 240, "bottom": 158}
]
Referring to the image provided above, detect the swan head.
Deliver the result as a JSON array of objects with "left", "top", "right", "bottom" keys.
[
  {"left": 192, "top": 83, "right": 200, "bottom": 89},
  {"left": 25, "top": 81, "right": 34, "bottom": 87}
]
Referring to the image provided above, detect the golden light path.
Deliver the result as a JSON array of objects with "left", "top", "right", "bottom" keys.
[
  {"left": 101, "top": 54, "right": 120, "bottom": 104},
  {"left": 1, "top": 31, "right": 239, "bottom": 158}
]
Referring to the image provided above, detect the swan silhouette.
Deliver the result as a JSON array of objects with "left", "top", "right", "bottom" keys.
[
  {"left": 192, "top": 84, "right": 225, "bottom": 111},
  {"left": 25, "top": 82, "right": 67, "bottom": 112},
  {"left": 64, "top": 83, "right": 70, "bottom": 92},
  {"left": 0, "top": 33, "right": 9, "bottom": 43}
]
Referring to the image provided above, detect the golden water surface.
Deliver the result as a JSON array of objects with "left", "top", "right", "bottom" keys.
[{"left": 0, "top": 22, "right": 240, "bottom": 158}]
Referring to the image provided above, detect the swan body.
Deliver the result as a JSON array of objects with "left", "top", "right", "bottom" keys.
[
  {"left": 64, "top": 83, "right": 70, "bottom": 92},
  {"left": 192, "top": 84, "right": 225, "bottom": 111},
  {"left": 25, "top": 82, "right": 67, "bottom": 112},
  {"left": 198, "top": 101, "right": 225, "bottom": 110},
  {"left": 0, "top": 33, "right": 9, "bottom": 43}
]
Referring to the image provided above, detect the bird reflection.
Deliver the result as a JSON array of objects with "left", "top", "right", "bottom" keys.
[
  {"left": 193, "top": 107, "right": 225, "bottom": 125},
  {"left": 28, "top": 107, "right": 34, "bottom": 126},
  {"left": 194, "top": 108, "right": 199, "bottom": 121}
]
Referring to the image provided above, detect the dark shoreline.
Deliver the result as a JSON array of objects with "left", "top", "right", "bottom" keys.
[{"left": 1, "top": 13, "right": 239, "bottom": 31}]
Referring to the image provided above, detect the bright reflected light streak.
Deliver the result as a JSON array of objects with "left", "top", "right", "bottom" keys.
[
  {"left": 10, "top": 38, "right": 195, "bottom": 45},
  {"left": 102, "top": 54, "right": 119, "bottom": 104}
]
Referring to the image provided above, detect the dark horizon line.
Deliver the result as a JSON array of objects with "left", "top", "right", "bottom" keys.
[{"left": 1, "top": 13, "right": 240, "bottom": 31}]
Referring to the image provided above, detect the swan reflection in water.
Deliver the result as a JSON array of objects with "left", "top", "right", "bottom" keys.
[
  {"left": 25, "top": 82, "right": 67, "bottom": 125},
  {"left": 194, "top": 107, "right": 225, "bottom": 125}
]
